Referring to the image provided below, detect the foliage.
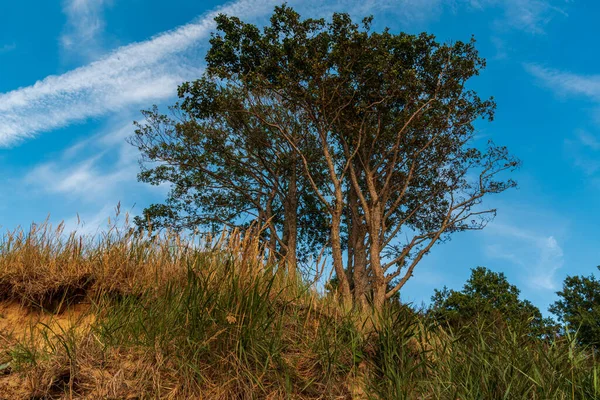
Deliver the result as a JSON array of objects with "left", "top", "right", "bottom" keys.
[
  {"left": 550, "top": 266, "right": 600, "bottom": 347},
  {"left": 130, "top": 5, "right": 519, "bottom": 311},
  {"left": 430, "top": 266, "right": 556, "bottom": 336}
]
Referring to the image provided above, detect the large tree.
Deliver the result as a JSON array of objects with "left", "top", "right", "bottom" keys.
[{"left": 131, "top": 6, "right": 518, "bottom": 311}]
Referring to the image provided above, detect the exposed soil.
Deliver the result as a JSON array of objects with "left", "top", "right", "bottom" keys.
[
  {"left": 0, "top": 301, "right": 92, "bottom": 341},
  {"left": 0, "top": 301, "right": 94, "bottom": 400}
]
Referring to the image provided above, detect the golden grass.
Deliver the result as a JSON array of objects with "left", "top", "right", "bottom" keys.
[
  {"left": 1, "top": 217, "right": 600, "bottom": 399},
  {"left": 0, "top": 218, "right": 356, "bottom": 398},
  {"left": 0, "top": 217, "right": 277, "bottom": 309}
]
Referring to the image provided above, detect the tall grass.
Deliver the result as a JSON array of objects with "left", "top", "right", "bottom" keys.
[{"left": 0, "top": 219, "right": 599, "bottom": 398}]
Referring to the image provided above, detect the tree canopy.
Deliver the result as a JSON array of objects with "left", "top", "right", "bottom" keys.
[
  {"left": 550, "top": 266, "right": 600, "bottom": 346},
  {"left": 430, "top": 267, "right": 553, "bottom": 336},
  {"left": 129, "top": 6, "right": 518, "bottom": 311}
]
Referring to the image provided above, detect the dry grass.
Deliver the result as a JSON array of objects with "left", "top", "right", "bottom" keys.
[
  {"left": 0, "top": 219, "right": 184, "bottom": 310},
  {"left": 1, "top": 218, "right": 600, "bottom": 399},
  {"left": 0, "top": 218, "right": 357, "bottom": 399},
  {"left": 0, "top": 216, "right": 285, "bottom": 305}
]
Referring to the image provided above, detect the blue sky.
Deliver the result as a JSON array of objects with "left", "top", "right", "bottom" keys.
[{"left": 0, "top": 0, "right": 597, "bottom": 314}]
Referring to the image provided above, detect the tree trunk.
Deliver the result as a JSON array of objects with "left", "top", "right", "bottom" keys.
[
  {"left": 331, "top": 208, "right": 352, "bottom": 310},
  {"left": 264, "top": 193, "right": 278, "bottom": 266},
  {"left": 282, "top": 191, "right": 298, "bottom": 279},
  {"left": 367, "top": 203, "right": 386, "bottom": 312},
  {"left": 349, "top": 185, "right": 368, "bottom": 310}
]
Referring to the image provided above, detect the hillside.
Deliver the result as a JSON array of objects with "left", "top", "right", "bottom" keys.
[{"left": 0, "top": 221, "right": 598, "bottom": 399}]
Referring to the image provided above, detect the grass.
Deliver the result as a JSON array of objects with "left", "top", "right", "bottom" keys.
[{"left": 0, "top": 219, "right": 599, "bottom": 398}]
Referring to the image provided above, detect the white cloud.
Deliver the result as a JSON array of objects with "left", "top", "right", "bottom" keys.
[
  {"left": 527, "top": 65, "right": 600, "bottom": 178},
  {"left": 0, "top": 0, "right": 569, "bottom": 148},
  {"left": 490, "top": 36, "right": 509, "bottom": 60},
  {"left": 61, "top": 0, "right": 109, "bottom": 58},
  {"left": 27, "top": 157, "right": 136, "bottom": 199},
  {"left": 485, "top": 223, "right": 564, "bottom": 290},
  {"left": 526, "top": 64, "right": 600, "bottom": 100},
  {"left": 24, "top": 116, "right": 150, "bottom": 202},
  {"left": 0, "top": 0, "right": 285, "bottom": 146},
  {"left": 498, "top": 0, "right": 567, "bottom": 33},
  {"left": 562, "top": 130, "right": 600, "bottom": 179},
  {"left": 576, "top": 130, "right": 600, "bottom": 151},
  {"left": 340, "top": 0, "right": 567, "bottom": 32},
  {"left": 16, "top": 114, "right": 173, "bottom": 237},
  {"left": 469, "top": 0, "right": 568, "bottom": 33},
  {"left": 534, "top": 236, "right": 564, "bottom": 289},
  {"left": 343, "top": 0, "right": 445, "bottom": 22}
]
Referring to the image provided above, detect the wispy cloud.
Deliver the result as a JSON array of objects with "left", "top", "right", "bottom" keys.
[
  {"left": 0, "top": 43, "right": 16, "bottom": 54},
  {"left": 61, "top": 0, "right": 110, "bottom": 59},
  {"left": 356, "top": 0, "right": 568, "bottom": 32},
  {"left": 0, "top": 0, "right": 569, "bottom": 148},
  {"left": 527, "top": 64, "right": 600, "bottom": 178},
  {"left": 25, "top": 119, "right": 141, "bottom": 202},
  {"left": 61, "top": 205, "right": 115, "bottom": 237},
  {"left": 490, "top": 36, "right": 509, "bottom": 60},
  {"left": 59, "top": 202, "right": 138, "bottom": 237},
  {"left": 485, "top": 223, "right": 564, "bottom": 290},
  {"left": 563, "top": 130, "right": 600, "bottom": 178},
  {"left": 16, "top": 114, "right": 171, "bottom": 236},
  {"left": 526, "top": 64, "right": 600, "bottom": 100},
  {"left": 0, "top": 0, "right": 286, "bottom": 147},
  {"left": 345, "top": 0, "right": 568, "bottom": 33},
  {"left": 469, "top": 0, "right": 568, "bottom": 34},
  {"left": 576, "top": 130, "right": 600, "bottom": 151},
  {"left": 342, "top": 0, "right": 445, "bottom": 22}
]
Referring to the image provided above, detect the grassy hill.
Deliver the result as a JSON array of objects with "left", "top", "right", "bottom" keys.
[{"left": 0, "top": 220, "right": 598, "bottom": 399}]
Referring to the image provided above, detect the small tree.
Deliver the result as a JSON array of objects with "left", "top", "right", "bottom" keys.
[
  {"left": 431, "top": 267, "right": 553, "bottom": 336},
  {"left": 550, "top": 266, "right": 600, "bottom": 346}
]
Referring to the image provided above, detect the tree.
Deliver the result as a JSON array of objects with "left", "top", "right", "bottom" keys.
[
  {"left": 431, "top": 267, "right": 553, "bottom": 336},
  {"left": 129, "top": 76, "right": 329, "bottom": 277},
  {"left": 131, "top": 6, "right": 519, "bottom": 312},
  {"left": 550, "top": 266, "right": 600, "bottom": 346}
]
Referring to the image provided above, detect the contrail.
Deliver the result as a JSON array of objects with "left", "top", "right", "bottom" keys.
[
  {"left": 0, "top": 0, "right": 560, "bottom": 146},
  {"left": 0, "top": 0, "right": 281, "bottom": 146}
]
